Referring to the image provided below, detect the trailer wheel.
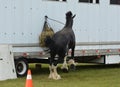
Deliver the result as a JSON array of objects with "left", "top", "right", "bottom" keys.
[{"left": 15, "top": 58, "right": 28, "bottom": 77}]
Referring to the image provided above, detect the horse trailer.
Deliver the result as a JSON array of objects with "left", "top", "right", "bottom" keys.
[{"left": 0, "top": 0, "right": 120, "bottom": 77}]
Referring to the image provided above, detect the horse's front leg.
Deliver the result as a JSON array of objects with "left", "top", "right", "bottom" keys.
[
  {"left": 49, "top": 64, "right": 61, "bottom": 80},
  {"left": 48, "top": 57, "right": 61, "bottom": 80},
  {"left": 52, "top": 64, "right": 61, "bottom": 80},
  {"left": 48, "top": 57, "right": 54, "bottom": 79},
  {"left": 48, "top": 65, "right": 54, "bottom": 79}
]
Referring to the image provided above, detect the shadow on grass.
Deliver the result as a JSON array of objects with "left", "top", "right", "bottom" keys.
[
  {"left": 76, "top": 63, "right": 120, "bottom": 70},
  {"left": 29, "top": 64, "right": 49, "bottom": 75},
  {"left": 29, "top": 63, "right": 120, "bottom": 75}
]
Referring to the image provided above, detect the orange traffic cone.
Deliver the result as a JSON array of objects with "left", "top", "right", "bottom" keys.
[{"left": 25, "top": 69, "right": 33, "bottom": 87}]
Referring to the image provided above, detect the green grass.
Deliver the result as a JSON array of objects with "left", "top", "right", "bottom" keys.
[{"left": 0, "top": 63, "right": 120, "bottom": 87}]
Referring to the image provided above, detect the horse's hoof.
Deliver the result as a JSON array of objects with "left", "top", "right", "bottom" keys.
[
  {"left": 70, "top": 64, "right": 76, "bottom": 71},
  {"left": 53, "top": 75, "right": 61, "bottom": 80},
  {"left": 62, "top": 68, "right": 69, "bottom": 73},
  {"left": 56, "top": 75, "right": 61, "bottom": 80}
]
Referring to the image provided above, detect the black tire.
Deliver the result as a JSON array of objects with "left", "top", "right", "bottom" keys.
[{"left": 15, "top": 58, "right": 28, "bottom": 77}]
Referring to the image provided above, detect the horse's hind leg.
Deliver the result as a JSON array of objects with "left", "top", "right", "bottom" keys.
[
  {"left": 68, "top": 47, "right": 76, "bottom": 70},
  {"left": 68, "top": 59, "right": 76, "bottom": 70},
  {"left": 61, "top": 55, "right": 69, "bottom": 73}
]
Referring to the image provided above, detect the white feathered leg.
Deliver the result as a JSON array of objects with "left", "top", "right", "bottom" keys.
[
  {"left": 48, "top": 65, "right": 54, "bottom": 79},
  {"left": 68, "top": 59, "right": 76, "bottom": 65},
  {"left": 61, "top": 56, "right": 68, "bottom": 71},
  {"left": 48, "top": 65, "right": 61, "bottom": 80},
  {"left": 53, "top": 65, "right": 61, "bottom": 80},
  {"left": 68, "top": 59, "right": 76, "bottom": 70}
]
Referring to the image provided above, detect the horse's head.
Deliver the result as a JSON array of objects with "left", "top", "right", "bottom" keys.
[
  {"left": 66, "top": 11, "right": 76, "bottom": 20},
  {"left": 65, "top": 11, "right": 76, "bottom": 28}
]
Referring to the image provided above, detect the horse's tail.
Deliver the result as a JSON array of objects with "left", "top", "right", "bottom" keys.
[{"left": 44, "top": 36, "right": 53, "bottom": 47}]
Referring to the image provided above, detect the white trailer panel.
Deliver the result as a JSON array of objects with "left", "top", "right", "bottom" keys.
[
  {"left": 105, "top": 55, "right": 120, "bottom": 64},
  {"left": 0, "top": 45, "right": 17, "bottom": 80},
  {"left": 0, "top": 0, "right": 120, "bottom": 46}
]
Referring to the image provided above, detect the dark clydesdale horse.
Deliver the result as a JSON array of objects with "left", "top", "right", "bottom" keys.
[{"left": 45, "top": 11, "right": 76, "bottom": 80}]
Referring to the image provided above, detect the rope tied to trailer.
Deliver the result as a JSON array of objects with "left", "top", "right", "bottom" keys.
[
  {"left": 39, "top": 16, "right": 55, "bottom": 47},
  {"left": 45, "top": 16, "right": 65, "bottom": 25}
]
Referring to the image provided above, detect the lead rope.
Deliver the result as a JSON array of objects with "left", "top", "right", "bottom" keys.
[{"left": 45, "top": 16, "right": 65, "bottom": 25}]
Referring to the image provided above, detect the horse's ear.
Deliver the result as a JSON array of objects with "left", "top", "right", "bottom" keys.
[{"left": 72, "top": 14, "right": 76, "bottom": 19}]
